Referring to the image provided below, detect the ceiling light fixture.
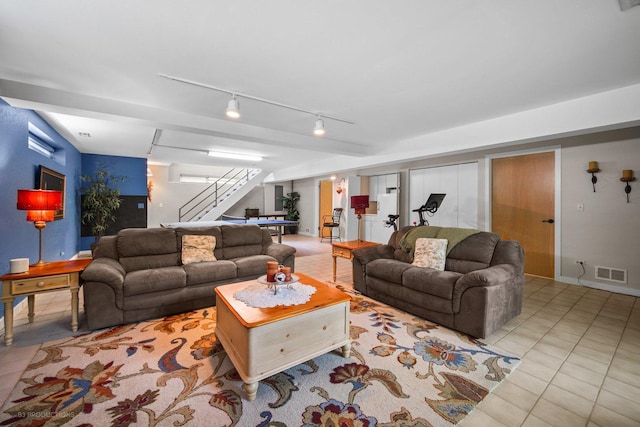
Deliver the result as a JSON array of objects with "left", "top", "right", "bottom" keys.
[
  {"left": 314, "top": 117, "right": 325, "bottom": 136},
  {"left": 158, "top": 73, "right": 355, "bottom": 136},
  {"left": 226, "top": 95, "right": 240, "bottom": 119},
  {"left": 208, "top": 150, "right": 262, "bottom": 162}
]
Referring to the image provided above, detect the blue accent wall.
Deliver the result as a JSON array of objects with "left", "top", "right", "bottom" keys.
[
  {"left": 79, "top": 154, "right": 147, "bottom": 250},
  {"left": 0, "top": 99, "right": 82, "bottom": 319},
  {"left": 0, "top": 100, "right": 148, "bottom": 321}
]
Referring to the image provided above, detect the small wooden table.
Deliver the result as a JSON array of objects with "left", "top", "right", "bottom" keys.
[
  {"left": 214, "top": 273, "right": 351, "bottom": 401},
  {"left": 332, "top": 240, "right": 380, "bottom": 282},
  {"left": 1, "top": 259, "right": 92, "bottom": 346}
]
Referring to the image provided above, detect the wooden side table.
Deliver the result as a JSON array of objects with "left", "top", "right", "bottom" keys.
[
  {"left": 331, "top": 240, "right": 380, "bottom": 282},
  {"left": 1, "top": 258, "right": 92, "bottom": 346}
]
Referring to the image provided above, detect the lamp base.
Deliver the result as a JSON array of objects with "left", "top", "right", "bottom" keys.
[{"left": 30, "top": 260, "right": 49, "bottom": 267}]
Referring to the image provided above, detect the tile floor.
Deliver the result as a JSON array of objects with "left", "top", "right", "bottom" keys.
[{"left": 1, "top": 234, "right": 638, "bottom": 426}]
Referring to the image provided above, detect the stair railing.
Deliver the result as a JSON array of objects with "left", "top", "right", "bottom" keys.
[{"left": 178, "top": 168, "right": 260, "bottom": 222}]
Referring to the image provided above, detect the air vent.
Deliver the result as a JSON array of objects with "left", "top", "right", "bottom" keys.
[{"left": 595, "top": 266, "right": 627, "bottom": 283}]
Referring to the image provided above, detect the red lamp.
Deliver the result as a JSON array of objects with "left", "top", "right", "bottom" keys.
[
  {"left": 350, "top": 195, "right": 369, "bottom": 241},
  {"left": 17, "top": 189, "right": 63, "bottom": 266}
]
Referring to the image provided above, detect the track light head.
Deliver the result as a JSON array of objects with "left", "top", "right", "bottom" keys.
[
  {"left": 314, "top": 118, "right": 325, "bottom": 136},
  {"left": 226, "top": 95, "right": 240, "bottom": 119}
]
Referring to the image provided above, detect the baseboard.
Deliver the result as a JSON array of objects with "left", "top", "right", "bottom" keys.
[
  {"left": 78, "top": 250, "right": 92, "bottom": 258},
  {"left": 558, "top": 275, "right": 640, "bottom": 297}
]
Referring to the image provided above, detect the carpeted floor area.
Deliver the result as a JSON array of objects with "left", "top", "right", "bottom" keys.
[{"left": 0, "top": 286, "right": 519, "bottom": 426}]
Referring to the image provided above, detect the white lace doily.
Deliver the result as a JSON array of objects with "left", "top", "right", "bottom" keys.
[{"left": 233, "top": 282, "right": 317, "bottom": 308}]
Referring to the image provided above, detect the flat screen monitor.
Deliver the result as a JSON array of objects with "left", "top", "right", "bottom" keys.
[{"left": 424, "top": 193, "right": 446, "bottom": 212}]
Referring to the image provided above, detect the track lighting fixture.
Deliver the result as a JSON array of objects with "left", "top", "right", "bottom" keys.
[
  {"left": 226, "top": 95, "right": 240, "bottom": 119},
  {"left": 159, "top": 73, "right": 356, "bottom": 135},
  {"left": 314, "top": 118, "right": 325, "bottom": 136}
]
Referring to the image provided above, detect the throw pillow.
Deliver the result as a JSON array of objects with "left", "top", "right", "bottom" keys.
[
  {"left": 412, "top": 238, "right": 448, "bottom": 270},
  {"left": 182, "top": 235, "right": 217, "bottom": 264}
]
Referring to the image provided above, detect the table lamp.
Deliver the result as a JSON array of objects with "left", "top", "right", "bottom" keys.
[
  {"left": 17, "top": 189, "right": 63, "bottom": 266},
  {"left": 350, "top": 195, "right": 369, "bottom": 241}
]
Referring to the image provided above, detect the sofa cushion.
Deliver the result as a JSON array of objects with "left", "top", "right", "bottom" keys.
[
  {"left": 402, "top": 267, "right": 462, "bottom": 300},
  {"left": 220, "top": 224, "right": 264, "bottom": 259},
  {"left": 367, "top": 276, "right": 454, "bottom": 314},
  {"left": 183, "top": 260, "right": 237, "bottom": 286},
  {"left": 118, "top": 228, "right": 180, "bottom": 272},
  {"left": 181, "top": 235, "right": 217, "bottom": 264},
  {"left": 118, "top": 227, "right": 178, "bottom": 257},
  {"left": 92, "top": 235, "right": 118, "bottom": 260},
  {"left": 233, "top": 255, "right": 277, "bottom": 278},
  {"left": 448, "top": 232, "right": 499, "bottom": 264},
  {"left": 123, "top": 266, "right": 186, "bottom": 297},
  {"left": 367, "top": 258, "right": 414, "bottom": 283},
  {"left": 412, "top": 238, "right": 448, "bottom": 270}
]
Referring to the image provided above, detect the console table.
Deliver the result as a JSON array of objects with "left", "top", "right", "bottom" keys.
[
  {"left": 1, "top": 258, "right": 92, "bottom": 345},
  {"left": 331, "top": 240, "right": 380, "bottom": 282}
]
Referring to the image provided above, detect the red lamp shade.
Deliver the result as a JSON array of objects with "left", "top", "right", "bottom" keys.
[
  {"left": 17, "top": 189, "right": 62, "bottom": 211},
  {"left": 350, "top": 195, "right": 370, "bottom": 215},
  {"left": 26, "top": 210, "right": 55, "bottom": 222}
]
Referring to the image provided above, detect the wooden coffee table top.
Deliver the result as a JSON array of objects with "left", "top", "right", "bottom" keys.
[
  {"left": 331, "top": 240, "right": 380, "bottom": 251},
  {"left": 215, "top": 273, "right": 350, "bottom": 328}
]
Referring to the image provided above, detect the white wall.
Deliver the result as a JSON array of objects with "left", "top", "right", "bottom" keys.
[
  {"left": 147, "top": 165, "right": 210, "bottom": 227},
  {"left": 559, "top": 137, "right": 640, "bottom": 295}
]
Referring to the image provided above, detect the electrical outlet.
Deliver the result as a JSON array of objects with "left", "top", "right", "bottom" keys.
[{"left": 576, "top": 260, "right": 585, "bottom": 265}]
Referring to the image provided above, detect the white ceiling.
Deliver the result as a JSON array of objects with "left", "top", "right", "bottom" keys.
[{"left": 1, "top": 1, "right": 639, "bottom": 181}]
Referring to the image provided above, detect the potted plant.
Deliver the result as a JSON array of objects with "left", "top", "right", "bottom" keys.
[
  {"left": 81, "top": 164, "right": 126, "bottom": 244},
  {"left": 282, "top": 191, "right": 300, "bottom": 234}
]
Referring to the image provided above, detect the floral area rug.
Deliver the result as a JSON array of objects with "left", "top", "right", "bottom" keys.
[{"left": 0, "top": 290, "right": 519, "bottom": 426}]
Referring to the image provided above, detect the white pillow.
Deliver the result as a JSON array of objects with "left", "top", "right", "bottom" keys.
[
  {"left": 182, "top": 235, "right": 217, "bottom": 264},
  {"left": 412, "top": 238, "right": 448, "bottom": 271}
]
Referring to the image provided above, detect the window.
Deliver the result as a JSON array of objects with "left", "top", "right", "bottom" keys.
[
  {"left": 275, "top": 185, "right": 284, "bottom": 211},
  {"left": 27, "top": 122, "right": 56, "bottom": 159}
]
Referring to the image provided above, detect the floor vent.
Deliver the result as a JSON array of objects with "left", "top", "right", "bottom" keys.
[{"left": 595, "top": 266, "right": 627, "bottom": 283}]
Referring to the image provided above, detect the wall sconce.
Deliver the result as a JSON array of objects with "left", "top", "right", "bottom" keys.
[
  {"left": 336, "top": 178, "right": 346, "bottom": 194},
  {"left": 586, "top": 161, "right": 600, "bottom": 192},
  {"left": 621, "top": 169, "right": 635, "bottom": 203}
]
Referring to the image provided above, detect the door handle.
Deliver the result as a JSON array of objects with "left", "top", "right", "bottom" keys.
[{"left": 542, "top": 219, "right": 554, "bottom": 224}]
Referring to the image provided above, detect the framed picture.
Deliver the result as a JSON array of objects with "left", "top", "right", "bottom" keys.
[{"left": 39, "top": 166, "right": 66, "bottom": 220}]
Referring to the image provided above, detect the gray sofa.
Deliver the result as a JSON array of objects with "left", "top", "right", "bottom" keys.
[
  {"left": 81, "top": 224, "right": 296, "bottom": 330},
  {"left": 351, "top": 226, "right": 524, "bottom": 338}
]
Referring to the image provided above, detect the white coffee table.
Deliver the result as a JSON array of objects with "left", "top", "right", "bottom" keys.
[{"left": 214, "top": 273, "right": 351, "bottom": 401}]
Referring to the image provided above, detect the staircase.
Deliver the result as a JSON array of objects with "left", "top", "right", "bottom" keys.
[{"left": 179, "top": 168, "right": 267, "bottom": 222}]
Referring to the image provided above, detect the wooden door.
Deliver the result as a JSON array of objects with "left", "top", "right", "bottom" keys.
[
  {"left": 319, "top": 181, "right": 333, "bottom": 236},
  {"left": 492, "top": 152, "right": 555, "bottom": 278}
]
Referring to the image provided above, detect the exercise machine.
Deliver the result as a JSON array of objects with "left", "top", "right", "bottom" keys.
[
  {"left": 412, "top": 193, "right": 446, "bottom": 226},
  {"left": 384, "top": 214, "right": 399, "bottom": 231}
]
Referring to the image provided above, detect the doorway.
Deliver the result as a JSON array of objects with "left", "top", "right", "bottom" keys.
[
  {"left": 491, "top": 151, "right": 556, "bottom": 278},
  {"left": 319, "top": 181, "right": 334, "bottom": 238}
]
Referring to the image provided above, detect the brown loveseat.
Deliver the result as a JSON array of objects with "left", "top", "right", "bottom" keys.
[
  {"left": 81, "top": 224, "right": 296, "bottom": 330},
  {"left": 351, "top": 226, "right": 524, "bottom": 338}
]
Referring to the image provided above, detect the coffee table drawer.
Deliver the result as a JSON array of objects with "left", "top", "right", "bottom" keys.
[
  {"left": 216, "top": 300, "right": 349, "bottom": 383},
  {"left": 249, "top": 303, "right": 348, "bottom": 374},
  {"left": 11, "top": 274, "right": 70, "bottom": 295}
]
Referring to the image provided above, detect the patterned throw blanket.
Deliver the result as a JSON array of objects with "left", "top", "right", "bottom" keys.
[{"left": 399, "top": 226, "right": 481, "bottom": 256}]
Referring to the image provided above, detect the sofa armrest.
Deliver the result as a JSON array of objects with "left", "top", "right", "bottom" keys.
[
  {"left": 81, "top": 258, "right": 126, "bottom": 289},
  {"left": 264, "top": 243, "right": 297, "bottom": 263},
  {"left": 452, "top": 264, "right": 521, "bottom": 312},
  {"left": 352, "top": 245, "right": 395, "bottom": 265}
]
